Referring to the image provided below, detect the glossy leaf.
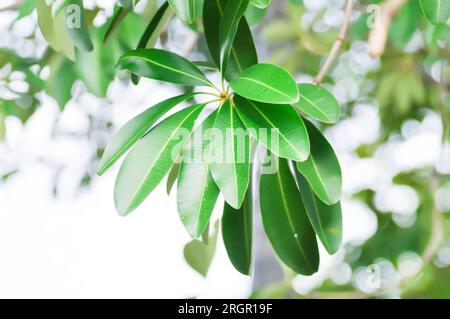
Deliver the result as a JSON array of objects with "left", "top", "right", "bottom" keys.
[
  {"left": 114, "top": 104, "right": 204, "bottom": 216},
  {"left": 222, "top": 177, "right": 253, "bottom": 275},
  {"left": 177, "top": 112, "right": 220, "bottom": 238},
  {"left": 419, "top": 0, "right": 450, "bottom": 25},
  {"left": 203, "top": 0, "right": 258, "bottom": 81},
  {"left": 98, "top": 93, "right": 196, "bottom": 175},
  {"left": 183, "top": 222, "right": 219, "bottom": 277},
  {"left": 259, "top": 157, "right": 319, "bottom": 275},
  {"left": 64, "top": 0, "right": 93, "bottom": 52},
  {"left": 296, "top": 120, "right": 342, "bottom": 205},
  {"left": 234, "top": 96, "right": 310, "bottom": 162},
  {"left": 219, "top": 0, "right": 250, "bottom": 74},
  {"left": 230, "top": 63, "right": 299, "bottom": 104},
  {"left": 294, "top": 83, "right": 340, "bottom": 124},
  {"left": 211, "top": 101, "right": 250, "bottom": 209},
  {"left": 117, "top": 48, "right": 213, "bottom": 87},
  {"left": 168, "top": 0, "right": 196, "bottom": 24},
  {"left": 250, "top": 0, "right": 271, "bottom": 9},
  {"left": 294, "top": 169, "right": 342, "bottom": 255}
]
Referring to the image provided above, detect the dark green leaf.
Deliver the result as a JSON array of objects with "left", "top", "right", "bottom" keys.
[
  {"left": 234, "top": 96, "right": 310, "bottom": 162},
  {"left": 294, "top": 168, "right": 342, "bottom": 255},
  {"left": 259, "top": 157, "right": 319, "bottom": 275},
  {"left": 117, "top": 48, "right": 213, "bottom": 87},
  {"left": 166, "top": 162, "right": 180, "bottom": 195},
  {"left": 98, "top": 93, "right": 196, "bottom": 175},
  {"left": 114, "top": 104, "right": 204, "bottom": 216},
  {"left": 230, "top": 63, "right": 299, "bottom": 104},
  {"left": 296, "top": 120, "right": 342, "bottom": 205},
  {"left": 294, "top": 83, "right": 340, "bottom": 124}
]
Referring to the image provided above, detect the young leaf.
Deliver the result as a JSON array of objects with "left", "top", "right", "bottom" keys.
[
  {"left": 296, "top": 120, "right": 342, "bottom": 205},
  {"left": 98, "top": 93, "right": 196, "bottom": 175},
  {"left": 259, "top": 157, "right": 319, "bottom": 275},
  {"left": 250, "top": 0, "right": 271, "bottom": 9},
  {"left": 230, "top": 63, "right": 299, "bottom": 104},
  {"left": 419, "top": 0, "right": 450, "bottom": 25},
  {"left": 114, "top": 104, "right": 204, "bottom": 216},
  {"left": 117, "top": 48, "right": 213, "bottom": 87},
  {"left": 203, "top": 0, "right": 258, "bottom": 81},
  {"left": 234, "top": 96, "right": 310, "bottom": 162},
  {"left": 211, "top": 101, "right": 250, "bottom": 209},
  {"left": 64, "top": 0, "right": 94, "bottom": 52},
  {"left": 222, "top": 175, "right": 253, "bottom": 275},
  {"left": 177, "top": 112, "right": 220, "bottom": 238},
  {"left": 219, "top": 0, "right": 250, "bottom": 74},
  {"left": 294, "top": 169, "right": 342, "bottom": 255},
  {"left": 168, "top": 0, "right": 196, "bottom": 24},
  {"left": 183, "top": 222, "right": 219, "bottom": 277},
  {"left": 294, "top": 83, "right": 340, "bottom": 124}
]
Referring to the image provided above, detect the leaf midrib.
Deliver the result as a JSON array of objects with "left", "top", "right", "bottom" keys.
[
  {"left": 299, "top": 94, "right": 331, "bottom": 121},
  {"left": 238, "top": 76, "right": 295, "bottom": 101}
]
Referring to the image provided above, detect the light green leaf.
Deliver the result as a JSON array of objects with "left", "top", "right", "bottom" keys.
[
  {"left": 114, "top": 104, "right": 204, "bottom": 216},
  {"left": 184, "top": 222, "right": 219, "bottom": 277},
  {"left": 234, "top": 96, "right": 310, "bottom": 162},
  {"left": 64, "top": 0, "right": 93, "bottom": 52},
  {"left": 168, "top": 0, "right": 196, "bottom": 24},
  {"left": 45, "top": 54, "right": 76, "bottom": 110},
  {"left": 294, "top": 169, "right": 342, "bottom": 255},
  {"left": 230, "top": 63, "right": 299, "bottom": 104},
  {"left": 177, "top": 112, "right": 220, "bottom": 238},
  {"left": 103, "top": 7, "right": 128, "bottom": 44},
  {"left": 98, "top": 93, "right": 196, "bottom": 175},
  {"left": 222, "top": 176, "right": 253, "bottom": 275},
  {"left": 294, "top": 83, "right": 340, "bottom": 124},
  {"left": 420, "top": 0, "right": 450, "bottom": 25},
  {"left": 36, "top": 0, "right": 75, "bottom": 61},
  {"left": 219, "top": 0, "right": 250, "bottom": 74},
  {"left": 211, "top": 101, "right": 250, "bottom": 209},
  {"left": 250, "top": 0, "right": 271, "bottom": 9},
  {"left": 203, "top": 0, "right": 258, "bottom": 81},
  {"left": 117, "top": 48, "right": 213, "bottom": 87},
  {"left": 259, "top": 157, "right": 319, "bottom": 275},
  {"left": 296, "top": 120, "right": 342, "bottom": 205}
]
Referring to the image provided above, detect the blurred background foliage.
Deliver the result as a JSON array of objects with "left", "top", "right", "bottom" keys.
[{"left": 0, "top": 0, "right": 449, "bottom": 298}]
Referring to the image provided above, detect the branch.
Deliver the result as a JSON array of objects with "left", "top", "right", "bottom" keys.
[
  {"left": 368, "top": 0, "right": 409, "bottom": 58},
  {"left": 314, "top": 0, "right": 353, "bottom": 84}
]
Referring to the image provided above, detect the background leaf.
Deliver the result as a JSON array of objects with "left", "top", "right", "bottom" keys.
[
  {"left": 420, "top": 0, "right": 450, "bottom": 25},
  {"left": 64, "top": 0, "right": 93, "bottom": 52}
]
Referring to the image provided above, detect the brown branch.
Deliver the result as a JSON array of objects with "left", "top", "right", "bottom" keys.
[
  {"left": 314, "top": 0, "right": 354, "bottom": 84},
  {"left": 368, "top": 0, "right": 409, "bottom": 58}
]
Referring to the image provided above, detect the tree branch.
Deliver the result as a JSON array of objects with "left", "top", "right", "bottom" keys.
[
  {"left": 368, "top": 0, "right": 409, "bottom": 58},
  {"left": 314, "top": 0, "right": 353, "bottom": 84}
]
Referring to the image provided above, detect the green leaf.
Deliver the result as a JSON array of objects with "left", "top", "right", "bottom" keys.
[
  {"left": 230, "top": 63, "right": 299, "bottom": 104},
  {"left": 36, "top": 0, "right": 75, "bottom": 61},
  {"left": 45, "top": 54, "right": 76, "bottom": 110},
  {"left": 117, "top": 48, "right": 213, "bottom": 87},
  {"left": 234, "top": 96, "right": 310, "bottom": 162},
  {"left": 184, "top": 222, "right": 219, "bottom": 277},
  {"left": 259, "top": 157, "right": 319, "bottom": 275},
  {"left": 98, "top": 93, "right": 196, "bottom": 175},
  {"left": 293, "top": 83, "right": 340, "bottom": 124},
  {"left": 114, "top": 104, "right": 204, "bottom": 216},
  {"left": 166, "top": 162, "right": 180, "bottom": 195},
  {"left": 211, "top": 101, "right": 250, "bottom": 209},
  {"left": 222, "top": 178, "right": 253, "bottom": 275},
  {"left": 17, "top": 0, "right": 36, "bottom": 20},
  {"left": 177, "top": 112, "right": 220, "bottom": 238},
  {"left": 168, "top": 0, "right": 196, "bottom": 24},
  {"left": 420, "top": 0, "right": 450, "bottom": 25},
  {"left": 119, "top": 0, "right": 136, "bottom": 12},
  {"left": 64, "top": 0, "right": 93, "bottom": 52},
  {"left": 219, "top": 0, "right": 250, "bottom": 74},
  {"left": 103, "top": 7, "right": 128, "bottom": 44},
  {"left": 293, "top": 169, "right": 342, "bottom": 255},
  {"left": 296, "top": 120, "right": 342, "bottom": 205},
  {"left": 203, "top": 0, "right": 258, "bottom": 81},
  {"left": 250, "top": 0, "right": 271, "bottom": 9}
]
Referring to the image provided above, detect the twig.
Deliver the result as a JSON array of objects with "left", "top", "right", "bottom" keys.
[
  {"left": 314, "top": 0, "right": 353, "bottom": 84},
  {"left": 368, "top": 0, "right": 409, "bottom": 58}
]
